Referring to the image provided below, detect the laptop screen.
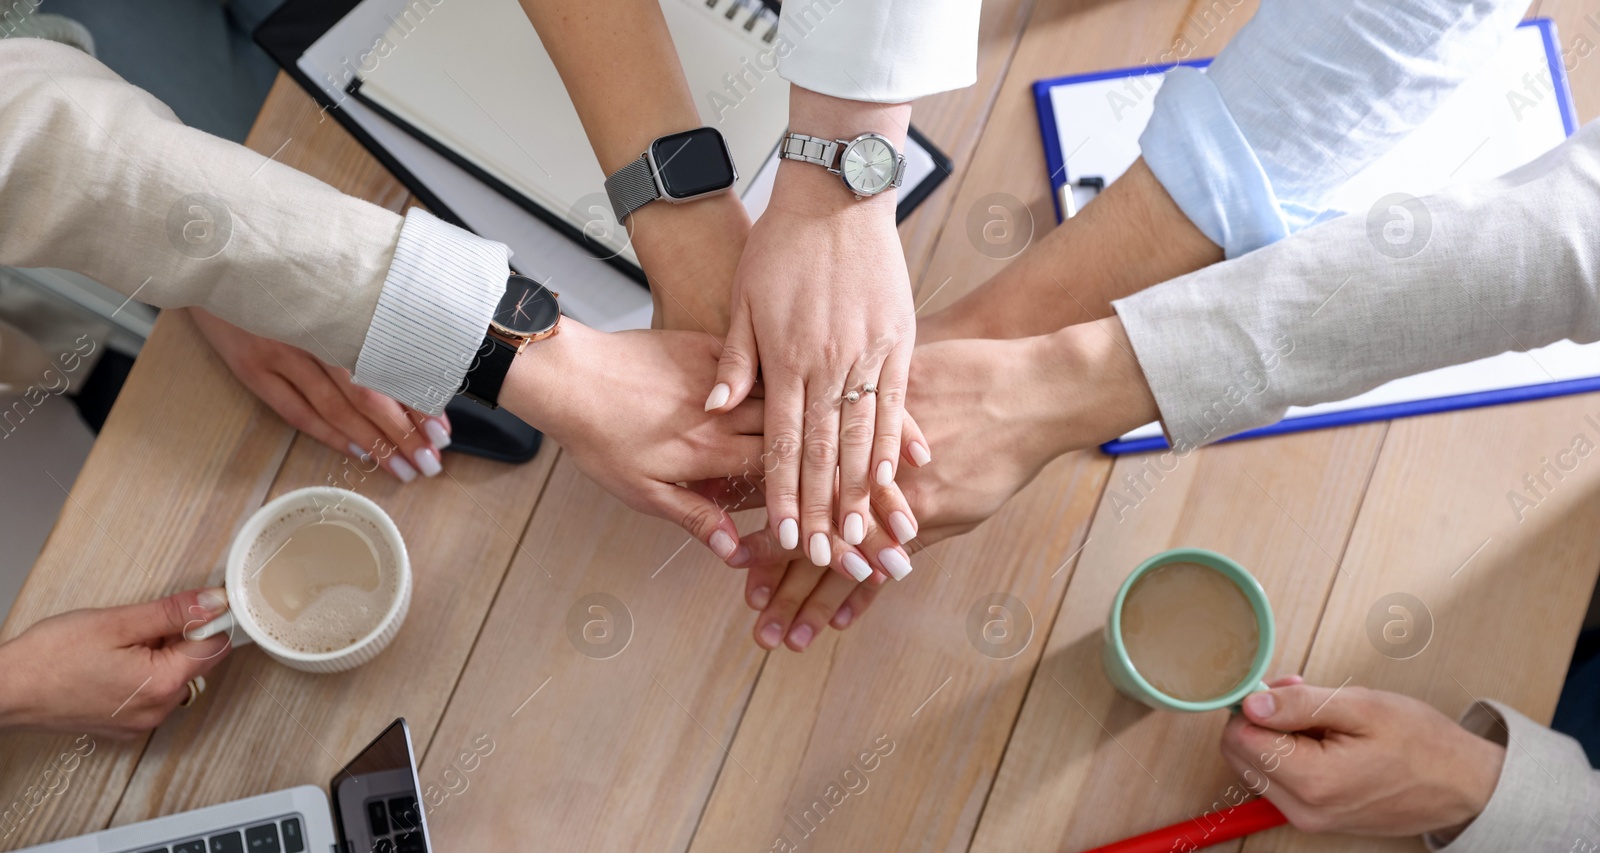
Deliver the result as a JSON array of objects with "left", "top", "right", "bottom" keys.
[{"left": 330, "top": 718, "right": 432, "bottom": 852}]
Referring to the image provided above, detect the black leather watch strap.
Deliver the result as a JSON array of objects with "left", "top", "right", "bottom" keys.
[{"left": 459, "top": 335, "right": 519, "bottom": 409}]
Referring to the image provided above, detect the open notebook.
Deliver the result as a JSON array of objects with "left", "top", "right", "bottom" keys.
[
  {"left": 1033, "top": 20, "right": 1587, "bottom": 454},
  {"left": 350, "top": 0, "right": 949, "bottom": 269}
]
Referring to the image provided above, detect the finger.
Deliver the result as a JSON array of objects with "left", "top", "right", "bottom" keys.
[
  {"left": 727, "top": 526, "right": 791, "bottom": 570},
  {"left": 252, "top": 372, "right": 358, "bottom": 466},
  {"left": 871, "top": 344, "right": 914, "bottom": 490},
  {"left": 690, "top": 477, "right": 766, "bottom": 517},
  {"left": 727, "top": 394, "right": 765, "bottom": 436},
  {"left": 897, "top": 410, "right": 931, "bottom": 469},
  {"left": 706, "top": 300, "right": 759, "bottom": 412},
  {"left": 110, "top": 588, "right": 231, "bottom": 644},
  {"left": 837, "top": 362, "right": 879, "bottom": 548},
  {"left": 744, "top": 555, "right": 788, "bottom": 612},
  {"left": 1266, "top": 674, "right": 1305, "bottom": 689},
  {"left": 753, "top": 558, "right": 826, "bottom": 650},
  {"left": 763, "top": 377, "right": 805, "bottom": 554},
  {"left": 869, "top": 472, "right": 919, "bottom": 548},
  {"left": 327, "top": 363, "right": 442, "bottom": 479},
  {"left": 647, "top": 483, "right": 744, "bottom": 564},
  {"left": 1242, "top": 683, "right": 1372, "bottom": 735},
  {"left": 161, "top": 629, "right": 234, "bottom": 670},
  {"left": 1219, "top": 716, "right": 1313, "bottom": 810},
  {"left": 278, "top": 357, "right": 417, "bottom": 483},
  {"left": 799, "top": 373, "right": 844, "bottom": 567},
  {"left": 785, "top": 570, "right": 860, "bottom": 652},
  {"left": 854, "top": 513, "right": 914, "bottom": 582},
  {"left": 422, "top": 411, "right": 453, "bottom": 451},
  {"left": 832, "top": 579, "right": 884, "bottom": 630}
]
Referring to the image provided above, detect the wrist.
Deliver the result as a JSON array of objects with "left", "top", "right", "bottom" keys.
[
  {"left": 772, "top": 87, "right": 911, "bottom": 218},
  {"left": 1039, "top": 318, "right": 1160, "bottom": 457},
  {"left": 0, "top": 639, "right": 34, "bottom": 730},
  {"left": 1431, "top": 731, "right": 1505, "bottom": 841},
  {"left": 499, "top": 319, "right": 594, "bottom": 436}
]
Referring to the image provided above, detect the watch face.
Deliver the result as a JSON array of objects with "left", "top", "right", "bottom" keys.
[
  {"left": 841, "top": 135, "right": 898, "bottom": 196},
  {"left": 491, "top": 275, "right": 559, "bottom": 336},
  {"left": 651, "top": 127, "right": 737, "bottom": 199}
]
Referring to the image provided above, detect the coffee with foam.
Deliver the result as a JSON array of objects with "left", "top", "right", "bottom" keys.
[
  {"left": 1120, "top": 561, "right": 1260, "bottom": 702},
  {"left": 240, "top": 502, "right": 400, "bottom": 655}
]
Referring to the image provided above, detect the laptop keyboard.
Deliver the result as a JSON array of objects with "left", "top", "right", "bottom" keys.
[
  {"left": 129, "top": 815, "right": 304, "bottom": 853},
  {"left": 364, "top": 795, "right": 424, "bottom": 852}
]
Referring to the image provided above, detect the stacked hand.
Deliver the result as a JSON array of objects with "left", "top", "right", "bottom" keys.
[{"left": 727, "top": 321, "right": 1158, "bottom": 647}]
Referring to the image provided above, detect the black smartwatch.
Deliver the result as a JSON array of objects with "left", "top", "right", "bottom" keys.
[
  {"left": 459, "top": 274, "right": 561, "bottom": 409},
  {"left": 603, "top": 126, "right": 738, "bottom": 222}
]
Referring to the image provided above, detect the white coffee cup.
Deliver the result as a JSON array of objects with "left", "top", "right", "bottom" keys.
[{"left": 190, "top": 486, "right": 411, "bottom": 673}]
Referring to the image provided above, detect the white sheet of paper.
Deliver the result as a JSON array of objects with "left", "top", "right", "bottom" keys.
[{"left": 297, "top": 0, "right": 938, "bottom": 331}]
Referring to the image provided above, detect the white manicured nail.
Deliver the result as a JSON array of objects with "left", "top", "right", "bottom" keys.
[
  {"left": 709, "top": 530, "right": 737, "bottom": 560},
  {"left": 347, "top": 442, "right": 372, "bottom": 464},
  {"left": 390, "top": 456, "right": 418, "bottom": 484},
  {"left": 842, "top": 552, "right": 871, "bottom": 582},
  {"left": 889, "top": 511, "right": 917, "bottom": 544},
  {"left": 908, "top": 442, "right": 931, "bottom": 466},
  {"left": 809, "top": 533, "right": 831, "bottom": 567},
  {"left": 843, "top": 513, "right": 865, "bottom": 545},
  {"left": 875, "top": 460, "right": 894, "bottom": 486},
  {"left": 414, "top": 448, "right": 442, "bottom": 478},
  {"left": 779, "top": 518, "right": 799, "bottom": 550},
  {"left": 704, "top": 383, "right": 731, "bottom": 411},
  {"left": 880, "top": 548, "right": 913, "bottom": 580},
  {"left": 424, "top": 419, "right": 451, "bottom": 450}
]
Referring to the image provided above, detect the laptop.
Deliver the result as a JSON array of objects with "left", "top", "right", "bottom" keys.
[{"left": 19, "top": 718, "right": 432, "bottom": 853}]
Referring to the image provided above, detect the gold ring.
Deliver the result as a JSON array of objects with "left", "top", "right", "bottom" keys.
[{"left": 178, "top": 676, "right": 206, "bottom": 708}]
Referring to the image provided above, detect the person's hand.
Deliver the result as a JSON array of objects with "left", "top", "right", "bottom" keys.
[
  {"left": 705, "top": 90, "right": 919, "bottom": 572},
  {"left": 191, "top": 309, "right": 450, "bottom": 483},
  {"left": 728, "top": 319, "right": 1161, "bottom": 646},
  {"left": 0, "top": 588, "right": 233, "bottom": 738},
  {"left": 501, "top": 320, "right": 766, "bottom": 563},
  {"left": 1221, "top": 677, "right": 1505, "bottom": 838}
]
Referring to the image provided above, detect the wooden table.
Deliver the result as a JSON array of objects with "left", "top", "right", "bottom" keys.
[{"left": 5, "top": 1, "right": 1599, "bottom": 850}]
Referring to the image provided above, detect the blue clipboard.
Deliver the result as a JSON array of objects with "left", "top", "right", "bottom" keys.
[{"left": 1031, "top": 18, "right": 1584, "bottom": 455}]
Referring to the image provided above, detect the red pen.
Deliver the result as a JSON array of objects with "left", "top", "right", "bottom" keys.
[{"left": 1077, "top": 797, "right": 1287, "bottom": 853}]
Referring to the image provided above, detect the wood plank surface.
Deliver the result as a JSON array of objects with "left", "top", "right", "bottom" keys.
[{"left": 971, "top": 425, "right": 1387, "bottom": 852}]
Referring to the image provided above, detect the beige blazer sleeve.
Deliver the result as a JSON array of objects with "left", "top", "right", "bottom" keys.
[
  {"left": 1113, "top": 118, "right": 1600, "bottom": 450},
  {"left": 1428, "top": 700, "right": 1600, "bottom": 852},
  {"left": 0, "top": 38, "right": 509, "bottom": 414}
]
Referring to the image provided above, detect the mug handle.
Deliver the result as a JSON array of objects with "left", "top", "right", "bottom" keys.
[
  {"left": 1229, "top": 681, "right": 1273, "bottom": 714},
  {"left": 185, "top": 610, "right": 254, "bottom": 648}
]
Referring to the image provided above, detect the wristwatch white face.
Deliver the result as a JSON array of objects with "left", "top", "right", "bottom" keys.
[{"left": 841, "top": 135, "right": 898, "bottom": 196}]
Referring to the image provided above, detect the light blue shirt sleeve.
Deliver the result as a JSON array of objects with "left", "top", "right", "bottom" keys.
[{"left": 1139, "top": 0, "right": 1528, "bottom": 258}]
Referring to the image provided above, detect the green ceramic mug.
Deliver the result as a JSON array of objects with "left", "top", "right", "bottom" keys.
[{"left": 1102, "top": 547, "right": 1275, "bottom": 712}]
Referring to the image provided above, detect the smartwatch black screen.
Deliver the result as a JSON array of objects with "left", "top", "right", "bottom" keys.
[{"left": 652, "top": 127, "right": 736, "bottom": 198}]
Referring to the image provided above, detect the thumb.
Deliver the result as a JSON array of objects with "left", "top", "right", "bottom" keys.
[
  {"left": 649, "top": 484, "right": 748, "bottom": 566},
  {"left": 705, "top": 303, "right": 759, "bottom": 413},
  {"left": 110, "top": 588, "right": 230, "bottom": 644},
  {"left": 1241, "top": 683, "right": 1370, "bottom": 735},
  {"left": 726, "top": 525, "right": 792, "bottom": 570}
]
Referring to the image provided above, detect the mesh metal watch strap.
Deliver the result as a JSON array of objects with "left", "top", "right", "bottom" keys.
[{"left": 603, "top": 155, "right": 660, "bottom": 222}]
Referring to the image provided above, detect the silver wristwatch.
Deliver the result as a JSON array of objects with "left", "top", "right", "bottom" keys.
[
  {"left": 779, "top": 132, "right": 906, "bottom": 199},
  {"left": 603, "top": 127, "right": 738, "bottom": 222}
]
